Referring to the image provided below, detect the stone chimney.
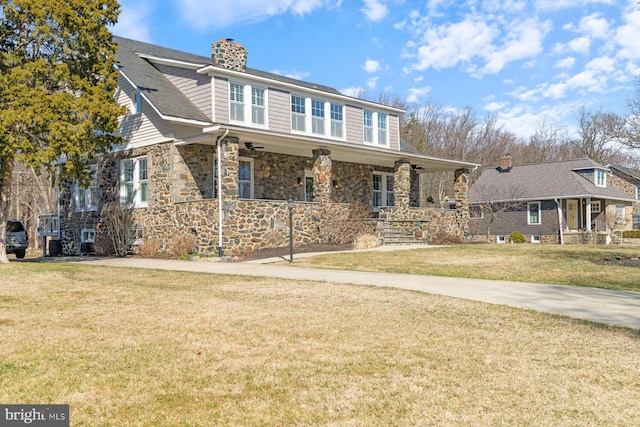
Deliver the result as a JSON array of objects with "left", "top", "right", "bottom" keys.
[
  {"left": 211, "top": 38, "right": 247, "bottom": 72},
  {"left": 498, "top": 154, "right": 512, "bottom": 172}
]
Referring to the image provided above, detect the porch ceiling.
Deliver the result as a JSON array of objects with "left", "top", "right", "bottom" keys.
[{"left": 192, "top": 127, "right": 477, "bottom": 173}]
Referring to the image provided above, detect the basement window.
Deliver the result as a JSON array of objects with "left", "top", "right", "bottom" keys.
[{"left": 496, "top": 235, "right": 506, "bottom": 244}]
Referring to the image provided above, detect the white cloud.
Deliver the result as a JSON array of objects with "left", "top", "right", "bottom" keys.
[
  {"left": 113, "top": 0, "right": 153, "bottom": 41},
  {"left": 406, "top": 86, "right": 431, "bottom": 103},
  {"left": 340, "top": 86, "right": 366, "bottom": 97},
  {"left": 366, "top": 76, "right": 379, "bottom": 89},
  {"left": 361, "top": 0, "right": 388, "bottom": 22},
  {"left": 578, "top": 13, "right": 611, "bottom": 39},
  {"left": 484, "top": 101, "right": 507, "bottom": 111},
  {"left": 404, "top": 15, "right": 497, "bottom": 72},
  {"left": 175, "top": 0, "right": 339, "bottom": 29},
  {"left": 614, "top": 4, "right": 640, "bottom": 61},
  {"left": 555, "top": 57, "right": 576, "bottom": 69},
  {"left": 270, "top": 69, "right": 311, "bottom": 80},
  {"left": 567, "top": 37, "right": 591, "bottom": 55},
  {"left": 362, "top": 59, "right": 381, "bottom": 73},
  {"left": 479, "top": 18, "right": 550, "bottom": 75}
]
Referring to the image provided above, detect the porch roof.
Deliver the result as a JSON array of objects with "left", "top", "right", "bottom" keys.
[
  {"left": 190, "top": 126, "right": 478, "bottom": 173},
  {"left": 469, "top": 158, "right": 637, "bottom": 204}
]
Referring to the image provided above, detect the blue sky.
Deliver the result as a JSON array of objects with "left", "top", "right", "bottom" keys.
[{"left": 113, "top": 0, "right": 640, "bottom": 139}]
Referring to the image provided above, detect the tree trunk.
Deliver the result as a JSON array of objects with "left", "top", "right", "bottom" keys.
[{"left": 0, "top": 161, "right": 15, "bottom": 264}]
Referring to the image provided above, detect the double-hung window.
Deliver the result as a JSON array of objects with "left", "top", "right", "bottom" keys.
[
  {"left": 311, "top": 99, "right": 325, "bottom": 134},
  {"left": 363, "top": 111, "right": 374, "bottom": 143},
  {"left": 364, "top": 111, "right": 388, "bottom": 146},
  {"left": 291, "top": 95, "right": 306, "bottom": 132},
  {"left": 373, "top": 173, "right": 394, "bottom": 210},
  {"left": 230, "top": 83, "right": 245, "bottom": 122},
  {"left": 527, "top": 201, "right": 541, "bottom": 225},
  {"left": 378, "top": 114, "right": 388, "bottom": 145},
  {"left": 75, "top": 166, "right": 98, "bottom": 211},
  {"left": 121, "top": 157, "right": 148, "bottom": 207},
  {"left": 633, "top": 213, "right": 640, "bottom": 230},
  {"left": 251, "top": 87, "right": 265, "bottom": 125},
  {"left": 331, "top": 104, "right": 343, "bottom": 137},
  {"left": 595, "top": 169, "right": 606, "bottom": 187}
]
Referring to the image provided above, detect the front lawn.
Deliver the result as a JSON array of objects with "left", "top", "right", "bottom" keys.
[
  {"left": 288, "top": 244, "right": 640, "bottom": 291},
  {"left": 1, "top": 262, "right": 639, "bottom": 425}
]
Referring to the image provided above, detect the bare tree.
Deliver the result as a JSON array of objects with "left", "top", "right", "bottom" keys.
[{"left": 570, "top": 107, "right": 629, "bottom": 164}]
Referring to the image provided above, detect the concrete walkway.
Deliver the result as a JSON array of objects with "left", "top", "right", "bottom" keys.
[{"left": 70, "top": 246, "right": 640, "bottom": 330}]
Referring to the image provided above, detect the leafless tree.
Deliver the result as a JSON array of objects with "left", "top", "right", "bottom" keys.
[
  {"left": 469, "top": 183, "right": 528, "bottom": 239},
  {"left": 569, "top": 107, "right": 629, "bottom": 164}
]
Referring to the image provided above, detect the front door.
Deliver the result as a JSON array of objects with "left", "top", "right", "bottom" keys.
[{"left": 567, "top": 200, "right": 579, "bottom": 231}]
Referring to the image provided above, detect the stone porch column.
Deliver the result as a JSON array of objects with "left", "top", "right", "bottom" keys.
[
  {"left": 393, "top": 160, "right": 411, "bottom": 208},
  {"left": 312, "top": 149, "right": 332, "bottom": 203},
  {"left": 220, "top": 136, "right": 239, "bottom": 203},
  {"left": 454, "top": 168, "right": 470, "bottom": 236}
]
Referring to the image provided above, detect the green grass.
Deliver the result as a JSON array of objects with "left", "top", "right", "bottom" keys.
[
  {"left": 290, "top": 244, "right": 640, "bottom": 291},
  {"left": 1, "top": 262, "right": 639, "bottom": 426}
]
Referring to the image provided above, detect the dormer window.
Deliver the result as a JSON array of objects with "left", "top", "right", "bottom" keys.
[
  {"left": 363, "top": 110, "right": 389, "bottom": 147},
  {"left": 291, "top": 95, "right": 345, "bottom": 140},
  {"left": 595, "top": 169, "right": 606, "bottom": 187},
  {"left": 229, "top": 82, "right": 267, "bottom": 126}
]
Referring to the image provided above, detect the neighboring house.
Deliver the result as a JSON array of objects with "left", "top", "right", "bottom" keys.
[
  {"left": 468, "top": 156, "right": 636, "bottom": 244},
  {"left": 58, "top": 36, "right": 477, "bottom": 256},
  {"left": 607, "top": 164, "right": 640, "bottom": 230}
]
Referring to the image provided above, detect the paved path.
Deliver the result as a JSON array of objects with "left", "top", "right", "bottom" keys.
[{"left": 71, "top": 248, "right": 640, "bottom": 330}]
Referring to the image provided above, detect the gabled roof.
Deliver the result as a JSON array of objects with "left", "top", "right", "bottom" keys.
[
  {"left": 114, "top": 36, "right": 213, "bottom": 124},
  {"left": 113, "top": 35, "right": 346, "bottom": 124},
  {"left": 608, "top": 164, "right": 640, "bottom": 182},
  {"left": 469, "top": 158, "right": 636, "bottom": 203}
]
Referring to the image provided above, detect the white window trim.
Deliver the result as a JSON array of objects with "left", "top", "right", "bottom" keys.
[
  {"left": 372, "top": 172, "right": 394, "bottom": 211},
  {"left": 120, "top": 157, "right": 148, "bottom": 208},
  {"left": 591, "top": 200, "right": 601, "bottom": 213},
  {"left": 228, "top": 80, "right": 268, "bottom": 128},
  {"left": 527, "top": 201, "right": 541, "bottom": 225},
  {"left": 132, "top": 91, "right": 141, "bottom": 115},
  {"left": 75, "top": 166, "right": 98, "bottom": 212},
  {"left": 530, "top": 235, "right": 541, "bottom": 244},
  {"left": 363, "top": 110, "right": 389, "bottom": 148},
  {"left": 81, "top": 228, "right": 95, "bottom": 243},
  {"left": 496, "top": 235, "right": 506, "bottom": 244},
  {"left": 636, "top": 185, "right": 640, "bottom": 200},
  {"left": 595, "top": 169, "right": 607, "bottom": 187},
  {"left": 238, "top": 157, "right": 254, "bottom": 199},
  {"left": 290, "top": 94, "right": 345, "bottom": 141}
]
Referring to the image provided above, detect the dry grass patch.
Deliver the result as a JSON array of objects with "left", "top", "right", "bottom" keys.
[
  {"left": 1, "top": 262, "right": 639, "bottom": 426},
  {"left": 290, "top": 244, "right": 640, "bottom": 291}
]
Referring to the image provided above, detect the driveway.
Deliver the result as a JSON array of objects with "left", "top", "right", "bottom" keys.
[{"left": 69, "top": 248, "right": 640, "bottom": 330}]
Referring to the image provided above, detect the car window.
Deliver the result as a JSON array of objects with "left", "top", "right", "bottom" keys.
[{"left": 6, "top": 221, "right": 24, "bottom": 232}]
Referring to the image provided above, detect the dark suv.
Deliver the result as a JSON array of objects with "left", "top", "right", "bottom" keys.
[{"left": 6, "top": 220, "right": 28, "bottom": 259}]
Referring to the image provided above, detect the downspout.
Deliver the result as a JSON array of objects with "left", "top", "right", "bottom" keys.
[
  {"left": 216, "top": 129, "right": 229, "bottom": 257},
  {"left": 555, "top": 198, "right": 564, "bottom": 245}
]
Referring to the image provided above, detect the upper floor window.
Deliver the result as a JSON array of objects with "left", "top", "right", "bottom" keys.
[
  {"left": 291, "top": 95, "right": 306, "bottom": 132},
  {"left": 121, "top": 157, "right": 148, "bottom": 208},
  {"left": 527, "top": 201, "right": 541, "bottom": 225},
  {"left": 595, "top": 169, "right": 606, "bottom": 187},
  {"left": 75, "top": 166, "right": 98, "bottom": 212},
  {"left": 331, "top": 104, "right": 343, "bottom": 138},
  {"left": 311, "top": 99, "right": 325, "bottom": 134},
  {"left": 229, "top": 83, "right": 245, "bottom": 121},
  {"left": 230, "top": 82, "right": 267, "bottom": 126},
  {"left": 636, "top": 185, "right": 640, "bottom": 200},
  {"left": 251, "top": 87, "right": 265, "bottom": 125},
  {"left": 291, "top": 95, "right": 345, "bottom": 140},
  {"left": 364, "top": 110, "right": 388, "bottom": 146},
  {"left": 132, "top": 91, "right": 141, "bottom": 115}
]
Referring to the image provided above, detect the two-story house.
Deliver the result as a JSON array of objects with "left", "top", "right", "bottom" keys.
[
  {"left": 608, "top": 164, "right": 640, "bottom": 230},
  {"left": 58, "top": 36, "right": 477, "bottom": 256},
  {"left": 469, "top": 156, "right": 636, "bottom": 244}
]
